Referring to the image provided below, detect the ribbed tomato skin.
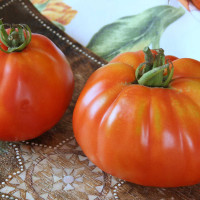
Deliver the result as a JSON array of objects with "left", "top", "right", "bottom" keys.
[{"left": 73, "top": 51, "right": 200, "bottom": 187}]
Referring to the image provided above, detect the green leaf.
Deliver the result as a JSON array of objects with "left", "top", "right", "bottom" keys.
[
  {"left": 87, "top": 5, "right": 185, "bottom": 61},
  {"left": 52, "top": 21, "right": 65, "bottom": 31},
  {"left": 32, "top": 0, "right": 50, "bottom": 12}
]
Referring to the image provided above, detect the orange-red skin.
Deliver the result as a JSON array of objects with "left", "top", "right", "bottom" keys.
[
  {"left": 110, "top": 50, "right": 178, "bottom": 69},
  {"left": 0, "top": 34, "right": 74, "bottom": 141},
  {"left": 73, "top": 50, "right": 200, "bottom": 187}
]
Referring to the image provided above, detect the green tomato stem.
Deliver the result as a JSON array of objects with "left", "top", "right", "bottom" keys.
[
  {"left": 0, "top": 19, "right": 32, "bottom": 53},
  {"left": 135, "top": 47, "right": 174, "bottom": 88}
]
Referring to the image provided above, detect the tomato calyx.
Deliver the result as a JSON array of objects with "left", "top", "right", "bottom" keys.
[
  {"left": 0, "top": 19, "right": 31, "bottom": 53},
  {"left": 135, "top": 47, "right": 174, "bottom": 88}
]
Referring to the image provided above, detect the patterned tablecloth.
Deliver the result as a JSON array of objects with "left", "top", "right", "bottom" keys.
[
  {"left": 33, "top": 0, "right": 200, "bottom": 61},
  {"left": 0, "top": 0, "right": 200, "bottom": 200}
]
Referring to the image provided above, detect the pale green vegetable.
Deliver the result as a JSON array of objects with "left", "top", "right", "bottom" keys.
[{"left": 87, "top": 5, "right": 185, "bottom": 61}]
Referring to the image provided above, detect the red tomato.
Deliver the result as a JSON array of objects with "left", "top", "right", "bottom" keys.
[
  {"left": 73, "top": 49, "right": 200, "bottom": 187},
  {"left": 0, "top": 32, "right": 74, "bottom": 141}
]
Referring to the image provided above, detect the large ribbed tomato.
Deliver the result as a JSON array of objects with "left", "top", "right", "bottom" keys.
[
  {"left": 0, "top": 21, "right": 74, "bottom": 141},
  {"left": 73, "top": 47, "right": 200, "bottom": 187}
]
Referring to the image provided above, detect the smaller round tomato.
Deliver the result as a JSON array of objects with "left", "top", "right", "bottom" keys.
[{"left": 0, "top": 21, "right": 74, "bottom": 141}]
